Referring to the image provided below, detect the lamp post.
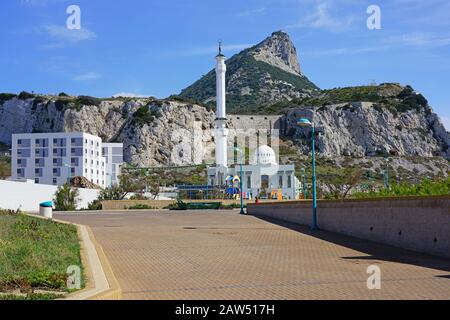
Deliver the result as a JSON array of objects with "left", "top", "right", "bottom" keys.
[
  {"left": 300, "top": 167, "right": 307, "bottom": 199},
  {"left": 297, "top": 118, "right": 318, "bottom": 231},
  {"left": 63, "top": 163, "right": 71, "bottom": 190},
  {"left": 234, "top": 147, "right": 245, "bottom": 215},
  {"left": 384, "top": 156, "right": 390, "bottom": 190}
]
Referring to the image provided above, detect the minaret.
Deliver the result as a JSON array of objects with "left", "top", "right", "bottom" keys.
[{"left": 215, "top": 41, "right": 228, "bottom": 168}]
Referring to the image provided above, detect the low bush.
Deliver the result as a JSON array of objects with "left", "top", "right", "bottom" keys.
[
  {"left": 352, "top": 178, "right": 450, "bottom": 199},
  {"left": 127, "top": 204, "right": 155, "bottom": 210}
]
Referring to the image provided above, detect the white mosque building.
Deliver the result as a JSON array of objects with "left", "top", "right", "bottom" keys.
[{"left": 206, "top": 44, "right": 300, "bottom": 200}]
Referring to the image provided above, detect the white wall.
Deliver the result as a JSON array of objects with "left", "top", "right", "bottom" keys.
[{"left": 0, "top": 180, "right": 100, "bottom": 212}]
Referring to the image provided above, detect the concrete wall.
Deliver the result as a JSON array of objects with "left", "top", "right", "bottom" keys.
[
  {"left": 248, "top": 196, "right": 450, "bottom": 259},
  {"left": 0, "top": 180, "right": 100, "bottom": 212},
  {"left": 101, "top": 199, "right": 277, "bottom": 210}
]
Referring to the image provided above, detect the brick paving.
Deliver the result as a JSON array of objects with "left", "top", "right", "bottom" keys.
[{"left": 55, "top": 210, "right": 450, "bottom": 300}]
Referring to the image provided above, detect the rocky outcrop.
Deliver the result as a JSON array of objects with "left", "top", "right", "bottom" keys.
[
  {"left": 252, "top": 30, "right": 303, "bottom": 76},
  {"left": 1, "top": 93, "right": 448, "bottom": 168},
  {"left": 283, "top": 102, "right": 450, "bottom": 159},
  {"left": 179, "top": 31, "right": 318, "bottom": 114}
]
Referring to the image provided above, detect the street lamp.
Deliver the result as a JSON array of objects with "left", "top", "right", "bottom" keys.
[
  {"left": 384, "top": 156, "right": 390, "bottom": 190},
  {"left": 300, "top": 167, "right": 307, "bottom": 199},
  {"left": 234, "top": 147, "right": 245, "bottom": 215},
  {"left": 296, "top": 118, "right": 318, "bottom": 230},
  {"left": 63, "top": 163, "right": 71, "bottom": 189}
]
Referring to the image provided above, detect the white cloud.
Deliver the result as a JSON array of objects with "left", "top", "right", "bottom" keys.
[
  {"left": 73, "top": 72, "right": 101, "bottom": 81},
  {"left": 172, "top": 44, "right": 253, "bottom": 57},
  {"left": 382, "top": 33, "right": 450, "bottom": 47},
  {"left": 112, "top": 92, "right": 152, "bottom": 98},
  {"left": 286, "top": 1, "right": 356, "bottom": 32},
  {"left": 44, "top": 25, "right": 96, "bottom": 43},
  {"left": 237, "top": 7, "right": 266, "bottom": 17},
  {"left": 19, "top": 0, "right": 66, "bottom": 6}
]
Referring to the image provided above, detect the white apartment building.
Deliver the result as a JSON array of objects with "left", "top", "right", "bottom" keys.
[
  {"left": 11, "top": 132, "right": 107, "bottom": 188},
  {"left": 102, "top": 143, "right": 124, "bottom": 187}
]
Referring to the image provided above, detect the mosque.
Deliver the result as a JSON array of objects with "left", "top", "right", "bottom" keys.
[{"left": 206, "top": 44, "right": 300, "bottom": 200}]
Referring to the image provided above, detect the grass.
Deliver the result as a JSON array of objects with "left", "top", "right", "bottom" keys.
[
  {"left": 0, "top": 211, "right": 84, "bottom": 299},
  {"left": 0, "top": 293, "right": 62, "bottom": 300}
]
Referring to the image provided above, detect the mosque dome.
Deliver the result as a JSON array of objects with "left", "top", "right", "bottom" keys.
[{"left": 251, "top": 145, "right": 277, "bottom": 165}]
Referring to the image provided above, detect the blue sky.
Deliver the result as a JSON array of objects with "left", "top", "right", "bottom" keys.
[{"left": 1, "top": 0, "right": 449, "bottom": 129}]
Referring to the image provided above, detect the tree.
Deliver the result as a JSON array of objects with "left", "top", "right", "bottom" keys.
[
  {"left": 0, "top": 159, "right": 10, "bottom": 179},
  {"left": 54, "top": 184, "right": 79, "bottom": 211},
  {"left": 327, "top": 169, "right": 364, "bottom": 200}
]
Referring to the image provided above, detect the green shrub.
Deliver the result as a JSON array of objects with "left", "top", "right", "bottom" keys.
[
  {"left": 75, "top": 95, "right": 101, "bottom": 107},
  {"left": 18, "top": 91, "right": 35, "bottom": 100},
  {"left": 53, "top": 184, "right": 79, "bottom": 211},
  {"left": 127, "top": 204, "right": 155, "bottom": 210},
  {"left": 0, "top": 93, "right": 17, "bottom": 105},
  {"left": 132, "top": 106, "right": 162, "bottom": 125},
  {"left": 352, "top": 178, "right": 450, "bottom": 199},
  {"left": 87, "top": 200, "right": 102, "bottom": 210}
]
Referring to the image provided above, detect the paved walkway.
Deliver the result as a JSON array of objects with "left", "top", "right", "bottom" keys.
[{"left": 56, "top": 210, "right": 450, "bottom": 300}]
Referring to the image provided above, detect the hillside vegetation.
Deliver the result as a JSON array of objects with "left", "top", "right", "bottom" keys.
[{"left": 262, "top": 83, "right": 430, "bottom": 115}]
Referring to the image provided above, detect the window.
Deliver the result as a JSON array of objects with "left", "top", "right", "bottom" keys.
[
  {"left": 279, "top": 175, "right": 283, "bottom": 188},
  {"left": 35, "top": 178, "right": 39, "bottom": 184},
  {"left": 18, "top": 139, "right": 22, "bottom": 145},
  {"left": 287, "top": 176, "right": 292, "bottom": 188},
  {"left": 71, "top": 168, "right": 75, "bottom": 175},
  {"left": 53, "top": 178, "right": 57, "bottom": 185},
  {"left": 17, "top": 169, "right": 24, "bottom": 178},
  {"left": 35, "top": 168, "right": 42, "bottom": 177},
  {"left": 247, "top": 176, "right": 251, "bottom": 188}
]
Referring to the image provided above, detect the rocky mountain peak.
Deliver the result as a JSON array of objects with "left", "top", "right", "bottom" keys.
[{"left": 249, "top": 30, "right": 302, "bottom": 76}]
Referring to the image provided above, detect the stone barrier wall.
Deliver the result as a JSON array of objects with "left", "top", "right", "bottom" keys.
[
  {"left": 248, "top": 196, "right": 450, "bottom": 259},
  {"left": 101, "top": 199, "right": 277, "bottom": 210}
]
